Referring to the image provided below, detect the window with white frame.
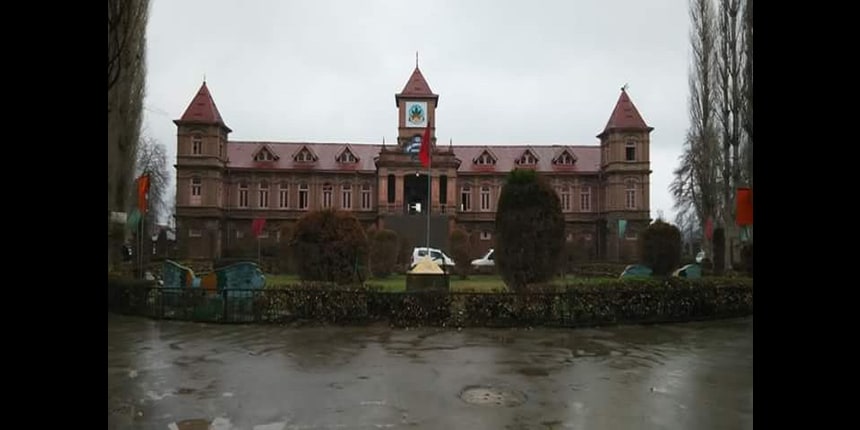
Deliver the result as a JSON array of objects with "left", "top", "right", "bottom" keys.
[
  {"left": 322, "top": 183, "right": 333, "bottom": 209},
  {"left": 279, "top": 183, "right": 289, "bottom": 209},
  {"left": 295, "top": 148, "right": 314, "bottom": 162},
  {"left": 516, "top": 151, "right": 538, "bottom": 165},
  {"left": 554, "top": 151, "right": 576, "bottom": 165},
  {"left": 299, "top": 183, "right": 309, "bottom": 210},
  {"left": 559, "top": 186, "right": 571, "bottom": 211},
  {"left": 192, "top": 135, "right": 202, "bottom": 155},
  {"left": 189, "top": 229, "right": 202, "bottom": 238},
  {"left": 626, "top": 142, "right": 636, "bottom": 161},
  {"left": 480, "top": 231, "right": 492, "bottom": 241},
  {"left": 361, "top": 184, "right": 372, "bottom": 210},
  {"left": 461, "top": 186, "right": 472, "bottom": 211},
  {"left": 341, "top": 184, "right": 352, "bottom": 209},
  {"left": 236, "top": 230, "right": 244, "bottom": 239},
  {"left": 625, "top": 180, "right": 636, "bottom": 209},
  {"left": 190, "top": 176, "right": 202, "bottom": 205},
  {"left": 475, "top": 152, "right": 496, "bottom": 165},
  {"left": 480, "top": 185, "right": 491, "bottom": 211},
  {"left": 258, "top": 181, "right": 269, "bottom": 208},
  {"left": 238, "top": 182, "right": 249, "bottom": 208},
  {"left": 255, "top": 149, "right": 274, "bottom": 162},
  {"left": 338, "top": 150, "right": 357, "bottom": 163},
  {"left": 580, "top": 186, "right": 592, "bottom": 212}
]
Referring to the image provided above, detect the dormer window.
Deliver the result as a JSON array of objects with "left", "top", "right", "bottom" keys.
[
  {"left": 254, "top": 148, "right": 275, "bottom": 162},
  {"left": 294, "top": 147, "right": 316, "bottom": 163},
  {"left": 516, "top": 150, "right": 539, "bottom": 165},
  {"left": 337, "top": 149, "right": 358, "bottom": 164},
  {"left": 474, "top": 151, "right": 497, "bottom": 166},
  {"left": 553, "top": 150, "right": 576, "bottom": 166}
]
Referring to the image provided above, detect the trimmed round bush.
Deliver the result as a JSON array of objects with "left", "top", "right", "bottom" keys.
[
  {"left": 293, "top": 210, "right": 369, "bottom": 285},
  {"left": 639, "top": 219, "right": 682, "bottom": 276},
  {"left": 495, "top": 169, "right": 565, "bottom": 291}
]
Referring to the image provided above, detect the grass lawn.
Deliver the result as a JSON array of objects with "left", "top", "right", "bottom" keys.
[{"left": 264, "top": 273, "right": 618, "bottom": 292}]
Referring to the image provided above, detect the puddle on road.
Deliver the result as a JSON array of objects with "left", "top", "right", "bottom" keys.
[
  {"left": 459, "top": 385, "right": 527, "bottom": 407},
  {"left": 168, "top": 417, "right": 233, "bottom": 430}
]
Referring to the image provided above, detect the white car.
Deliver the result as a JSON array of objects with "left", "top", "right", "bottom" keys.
[
  {"left": 410, "top": 247, "right": 456, "bottom": 271},
  {"left": 470, "top": 249, "right": 495, "bottom": 272}
]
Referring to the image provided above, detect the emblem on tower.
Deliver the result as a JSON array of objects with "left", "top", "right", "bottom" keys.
[{"left": 405, "top": 101, "right": 427, "bottom": 128}]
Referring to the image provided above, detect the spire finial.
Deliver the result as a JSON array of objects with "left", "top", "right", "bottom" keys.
[
  {"left": 203, "top": 73, "right": 206, "bottom": 83},
  {"left": 416, "top": 51, "right": 419, "bottom": 68},
  {"left": 449, "top": 137, "right": 453, "bottom": 151},
  {"left": 621, "top": 83, "right": 629, "bottom": 92}
]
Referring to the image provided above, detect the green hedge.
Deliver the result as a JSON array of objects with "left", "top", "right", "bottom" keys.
[{"left": 109, "top": 277, "right": 751, "bottom": 328}]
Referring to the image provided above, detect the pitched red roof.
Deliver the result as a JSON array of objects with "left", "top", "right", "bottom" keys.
[
  {"left": 453, "top": 145, "right": 601, "bottom": 174},
  {"left": 177, "top": 82, "right": 231, "bottom": 131},
  {"left": 228, "top": 142, "right": 382, "bottom": 172},
  {"left": 226, "top": 142, "right": 600, "bottom": 174},
  {"left": 598, "top": 89, "right": 652, "bottom": 137},
  {"left": 396, "top": 67, "right": 438, "bottom": 104}
]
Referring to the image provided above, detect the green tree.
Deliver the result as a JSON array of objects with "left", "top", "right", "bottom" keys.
[
  {"left": 108, "top": 0, "right": 150, "bottom": 272},
  {"left": 369, "top": 229, "right": 399, "bottom": 278},
  {"left": 495, "top": 169, "right": 565, "bottom": 291},
  {"left": 449, "top": 228, "right": 472, "bottom": 279},
  {"left": 639, "top": 220, "right": 682, "bottom": 277},
  {"left": 293, "top": 210, "right": 369, "bottom": 285}
]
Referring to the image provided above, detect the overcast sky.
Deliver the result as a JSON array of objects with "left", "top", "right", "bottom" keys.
[{"left": 143, "top": 0, "right": 690, "bottom": 222}]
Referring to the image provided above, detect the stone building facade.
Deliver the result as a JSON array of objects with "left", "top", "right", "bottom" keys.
[{"left": 173, "top": 66, "right": 653, "bottom": 263}]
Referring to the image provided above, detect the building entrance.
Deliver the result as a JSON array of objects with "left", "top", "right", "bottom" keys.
[{"left": 404, "top": 173, "right": 429, "bottom": 214}]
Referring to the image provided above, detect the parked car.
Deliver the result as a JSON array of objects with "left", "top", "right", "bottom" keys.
[
  {"left": 470, "top": 249, "right": 495, "bottom": 273},
  {"left": 410, "top": 247, "right": 456, "bottom": 271}
]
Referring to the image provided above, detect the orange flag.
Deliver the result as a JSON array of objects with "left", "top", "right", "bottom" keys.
[
  {"left": 736, "top": 187, "right": 753, "bottom": 226},
  {"left": 137, "top": 174, "right": 150, "bottom": 214}
]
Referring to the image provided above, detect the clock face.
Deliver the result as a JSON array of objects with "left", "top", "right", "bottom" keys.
[{"left": 405, "top": 101, "right": 427, "bottom": 128}]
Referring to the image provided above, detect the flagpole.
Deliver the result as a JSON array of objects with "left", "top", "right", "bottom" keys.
[
  {"left": 138, "top": 171, "right": 148, "bottom": 279},
  {"left": 426, "top": 143, "right": 431, "bottom": 252}
]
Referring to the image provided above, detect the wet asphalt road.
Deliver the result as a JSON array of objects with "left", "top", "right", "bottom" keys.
[{"left": 108, "top": 314, "right": 753, "bottom": 430}]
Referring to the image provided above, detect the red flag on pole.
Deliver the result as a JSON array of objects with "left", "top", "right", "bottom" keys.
[
  {"left": 251, "top": 218, "right": 266, "bottom": 238},
  {"left": 736, "top": 187, "right": 753, "bottom": 226},
  {"left": 419, "top": 122, "right": 432, "bottom": 167},
  {"left": 137, "top": 174, "right": 151, "bottom": 215}
]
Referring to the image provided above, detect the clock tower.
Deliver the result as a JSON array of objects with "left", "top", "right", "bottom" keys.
[{"left": 395, "top": 66, "right": 438, "bottom": 153}]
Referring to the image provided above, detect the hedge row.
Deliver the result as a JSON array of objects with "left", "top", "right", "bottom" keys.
[{"left": 108, "top": 277, "right": 751, "bottom": 328}]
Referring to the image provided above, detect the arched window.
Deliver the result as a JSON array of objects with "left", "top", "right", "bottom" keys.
[
  {"left": 298, "top": 183, "right": 309, "bottom": 210},
  {"left": 580, "top": 185, "right": 591, "bottom": 212},
  {"left": 322, "top": 183, "right": 333, "bottom": 209},
  {"left": 258, "top": 181, "right": 269, "bottom": 208},
  {"left": 626, "top": 142, "right": 636, "bottom": 162},
  {"left": 480, "top": 185, "right": 491, "bottom": 211},
  {"left": 361, "top": 183, "right": 372, "bottom": 210},
  {"left": 625, "top": 180, "right": 637, "bottom": 209},
  {"left": 341, "top": 184, "right": 352, "bottom": 209},
  {"left": 238, "top": 182, "right": 249, "bottom": 208},
  {"left": 190, "top": 176, "right": 202, "bottom": 206},
  {"left": 461, "top": 185, "right": 472, "bottom": 212},
  {"left": 192, "top": 134, "right": 202, "bottom": 155},
  {"left": 559, "top": 186, "right": 570, "bottom": 212},
  {"left": 279, "top": 183, "right": 289, "bottom": 209}
]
